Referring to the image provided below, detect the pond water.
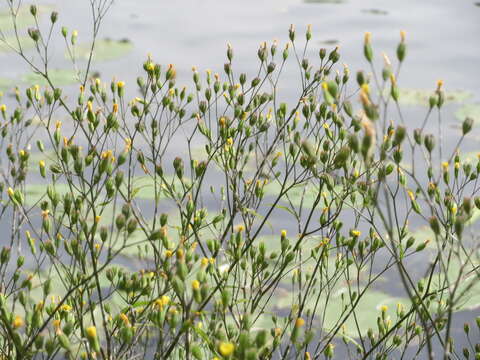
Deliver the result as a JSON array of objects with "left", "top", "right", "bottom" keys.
[{"left": 0, "top": 0, "right": 480, "bottom": 358}]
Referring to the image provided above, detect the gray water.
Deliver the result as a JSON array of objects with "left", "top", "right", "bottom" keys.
[{"left": 1, "top": 0, "right": 479, "bottom": 358}]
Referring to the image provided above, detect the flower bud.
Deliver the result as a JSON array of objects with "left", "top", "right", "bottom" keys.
[
  {"left": 462, "top": 117, "right": 474, "bottom": 135},
  {"left": 424, "top": 134, "right": 435, "bottom": 153},
  {"left": 86, "top": 326, "right": 100, "bottom": 353},
  {"left": 363, "top": 32, "right": 373, "bottom": 62},
  {"left": 50, "top": 11, "right": 58, "bottom": 23},
  {"left": 397, "top": 31, "right": 407, "bottom": 62}
]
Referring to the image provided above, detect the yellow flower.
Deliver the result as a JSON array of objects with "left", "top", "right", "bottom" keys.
[
  {"left": 117, "top": 81, "right": 125, "bottom": 89},
  {"left": 165, "top": 250, "right": 173, "bottom": 258},
  {"left": 146, "top": 62, "right": 155, "bottom": 72},
  {"left": 400, "top": 30, "right": 406, "bottom": 42},
  {"left": 36, "top": 301, "right": 44, "bottom": 311},
  {"left": 295, "top": 317, "right": 305, "bottom": 328},
  {"left": 101, "top": 150, "right": 113, "bottom": 160},
  {"left": 41, "top": 209, "right": 50, "bottom": 219},
  {"left": 274, "top": 327, "right": 282, "bottom": 337},
  {"left": 218, "top": 342, "right": 235, "bottom": 357},
  {"left": 407, "top": 190, "right": 415, "bottom": 201},
  {"left": 451, "top": 204, "right": 457, "bottom": 215},
  {"left": 124, "top": 137, "right": 132, "bottom": 152},
  {"left": 119, "top": 313, "right": 130, "bottom": 326},
  {"left": 86, "top": 326, "right": 97, "bottom": 339},
  {"left": 437, "top": 79, "right": 444, "bottom": 91},
  {"left": 155, "top": 295, "right": 170, "bottom": 309},
  {"left": 0, "top": 104, "right": 6, "bottom": 112},
  {"left": 350, "top": 230, "right": 361, "bottom": 237},
  {"left": 281, "top": 230, "right": 287, "bottom": 238},
  {"left": 191, "top": 280, "right": 200, "bottom": 291},
  {"left": 7, "top": 187, "right": 14, "bottom": 198},
  {"left": 364, "top": 32, "right": 371, "bottom": 44},
  {"left": 201, "top": 257, "right": 209, "bottom": 267},
  {"left": 12, "top": 315, "right": 24, "bottom": 329},
  {"left": 167, "top": 64, "right": 176, "bottom": 79},
  {"left": 380, "top": 305, "right": 388, "bottom": 313},
  {"left": 61, "top": 304, "right": 72, "bottom": 312},
  {"left": 361, "top": 83, "right": 370, "bottom": 94}
]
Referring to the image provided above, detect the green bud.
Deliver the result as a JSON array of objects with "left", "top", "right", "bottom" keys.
[
  {"left": 50, "top": 11, "right": 58, "bottom": 23},
  {"left": 462, "top": 117, "right": 474, "bottom": 135}
]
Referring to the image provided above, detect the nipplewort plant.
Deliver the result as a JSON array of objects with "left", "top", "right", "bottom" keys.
[{"left": 0, "top": 1, "right": 479, "bottom": 359}]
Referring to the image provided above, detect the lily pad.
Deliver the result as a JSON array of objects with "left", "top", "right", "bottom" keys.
[
  {"left": 361, "top": 8, "right": 388, "bottom": 15},
  {"left": 0, "top": 5, "right": 54, "bottom": 32},
  {"left": 320, "top": 39, "right": 340, "bottom": 45},
  {"left": 409, "top": 207, "right": 480, "bottom": 249},
  {"left": 0, "top": 35, "right": 35, "bottom": 53},
  {"left": 399, "top": 88, "right": 472, "bottom": 105},
  {"left": 457, "top": 151, "right": 480, "bottom": 164},
  {"left": 455, "top": 103, "right": 480, "bottom": 123},
  {"left": 22, "top": 68, "right": 80, "bottom": 86},
  {"left": 122, "top": 175, "right": 191, "bottom": 201},
  {"left": 304, "top": 0, "right": 345, "bottom": 3},
  {"left": 397, "top": 89, "right": 472, "bottom": 106},
  {"left": 24, "top": 182, "right": 72, "bottom": 206},
  {"left": 263, "top": 180, "right": 359, "bottom": 211},
  {"left": 272, "top": 285, "right": 407, "bottom": 337},
  {"left": 0, "top": 76, "right": 14, "bottom": 91},
  {"left": 73, "top": 38, "right": 133, "bottom": 62},
  {"left": 420, "top": 252, "right": 480, "bottom": 311}
]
